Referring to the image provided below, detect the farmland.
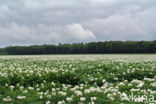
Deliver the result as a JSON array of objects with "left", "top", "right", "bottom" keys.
[{"left": 0, "top": 55, "right": 156, "bottom": 104}]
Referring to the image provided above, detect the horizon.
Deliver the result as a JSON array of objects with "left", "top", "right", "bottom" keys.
[{"left": 1, "top": 40, "right": 156, "bottom": 48}]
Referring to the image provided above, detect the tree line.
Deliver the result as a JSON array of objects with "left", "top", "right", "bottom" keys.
[{"left": 0, "top": 41, "right": 156, "bottom": 55}]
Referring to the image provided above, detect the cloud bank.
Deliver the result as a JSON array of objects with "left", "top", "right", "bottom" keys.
[{"left": 0, "top": 0, "right": 156, "bottom": 47}]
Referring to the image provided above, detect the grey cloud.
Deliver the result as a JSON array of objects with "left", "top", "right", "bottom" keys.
[
  {"left": 0, "top": 22, "right": 95, "bottom": 47},
  {"left": 1, "top": 0, "right": 155, "bottom": 25},
  {"left": 83, "top": 7, "right": 156, "bottom": 41},
  {"left": 0, "top": 0, "right": 156, "bottom": 47}
]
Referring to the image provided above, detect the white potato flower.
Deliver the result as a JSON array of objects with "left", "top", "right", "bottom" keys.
[{"left": 80, "top": 97, "right": 86, "bottom": 102}]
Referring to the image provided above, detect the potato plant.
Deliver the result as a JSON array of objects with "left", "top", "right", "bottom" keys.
[{"left": 0, "top": 55, "right": 156, "bottom": 104}]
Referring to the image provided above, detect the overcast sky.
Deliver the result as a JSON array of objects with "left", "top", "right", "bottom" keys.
[{"left": 0, "top": 0, "right": 156, "bottom": 47}]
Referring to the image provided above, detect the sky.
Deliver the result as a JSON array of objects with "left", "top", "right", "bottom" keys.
[{"left": 0, "top": 0, "right": 156, "bottom": 47}]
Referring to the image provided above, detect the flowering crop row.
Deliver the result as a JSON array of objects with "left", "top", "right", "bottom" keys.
[{"left": 0, "top": 55, "right": 155, "bottom": 104}]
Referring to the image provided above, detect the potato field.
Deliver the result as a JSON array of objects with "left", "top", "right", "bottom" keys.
[{"left": 0, "top": 55, "right": 156, "bottom": 104}]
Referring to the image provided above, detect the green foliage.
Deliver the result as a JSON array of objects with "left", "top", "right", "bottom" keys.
[
  {"left": 0, "top": 55, "right": 156, "bottom": 104},
  {"left": 0, "top": 41, "right": 156, "bottom": 54}
]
